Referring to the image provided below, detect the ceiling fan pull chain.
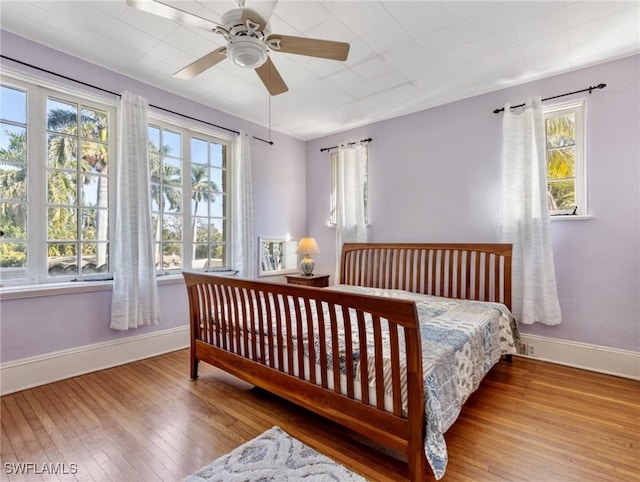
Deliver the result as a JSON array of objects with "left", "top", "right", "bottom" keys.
[{"left": 268, "top": 64, "right": 272, "bottom": 141}]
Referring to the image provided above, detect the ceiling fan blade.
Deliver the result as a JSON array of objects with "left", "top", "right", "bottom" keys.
[
  {"left": 127, "top": 0, "right": 221, "bottom": 31},
  {"left": 173, "top": 47, "right": 227, "bottom": 79},
  {"left": 267, "top": 35, "right": 350, "bottom": 61},
  {"left": 255, "top": 58, "right": 288, "bottom": 96},
  {"left": 241, "top": 1, "right": 277, "bottom": 31}
]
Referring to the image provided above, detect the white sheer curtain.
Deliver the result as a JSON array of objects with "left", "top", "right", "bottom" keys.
[
  {"left": 501, "top": 97, "right": 562, "bottom": 325},
  {"left": 230, "top": 132, "right": 255, "bottom": 278},
  {"left": 335, "top": 143, "right": 368, "bottom": 280},
  {"left": 110, "top": 92, "right": 160, "bottom": 330}
]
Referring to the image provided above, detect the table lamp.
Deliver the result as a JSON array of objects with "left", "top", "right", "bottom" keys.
[{"left": 295, "top": 237, "right": 320, "bottom": 276}]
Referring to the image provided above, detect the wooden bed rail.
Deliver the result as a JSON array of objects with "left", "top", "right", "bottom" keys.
[
  {"left": 183, "top": 272, "right": 429, "bottom": 479},
  {"left": 340, "top": 243, "right": 513, "bottom": 310}
]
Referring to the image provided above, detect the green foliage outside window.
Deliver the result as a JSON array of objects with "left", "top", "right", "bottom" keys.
[
  {"left": 1, "top": 84, "right": 229, "bottom": 281},
  {"left": 148, "top": 128, "right": 225, "bottom": 272},
  {"left": 45, "top": 103, "right": 109, "bottom": 275},
  {"left": 546, "top": 113, "right": 576, "bottom": 211},
  {"left": 0, "top": 129, "right": 28, "bottom": 271}
]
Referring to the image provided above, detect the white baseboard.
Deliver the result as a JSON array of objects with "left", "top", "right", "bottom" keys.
[
  {"left": 2, "top": 328, "right": 636, "bottom": 396},
  {"left": 518, "top": 334, "right": 640, "bottom": 380},
  {"left": 0, "top": 326, "right": 189, "bottom": 396}
]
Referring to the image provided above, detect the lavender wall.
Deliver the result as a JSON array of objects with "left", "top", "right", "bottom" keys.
[
  {"left": 1, "top": 31, "right": 637, "bottom": 362},
  {"left": 0, "top": 32, "right": 307, "bottom": 363},
  {"left": 0, "top": 284, "right": 188, "bottom": 360},
  {"left": 306, "top": 55, "right": 639, "bottom": 352}
]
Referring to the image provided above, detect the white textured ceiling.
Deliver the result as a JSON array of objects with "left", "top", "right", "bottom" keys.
[{"left": 1, "top": 1, "right": 639, "bottom": 140}]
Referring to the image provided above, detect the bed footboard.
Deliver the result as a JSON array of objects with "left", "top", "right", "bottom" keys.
[{"left": 183, "top": 272, "right": 428, "bottom": 481}]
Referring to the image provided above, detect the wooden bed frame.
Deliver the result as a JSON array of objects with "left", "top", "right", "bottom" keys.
[{"left": 183, "top": 243, "right": 512, "bottom": 481}]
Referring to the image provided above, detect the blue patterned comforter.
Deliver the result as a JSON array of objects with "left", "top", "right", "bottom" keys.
[{"left": 324, "top": 285, "right": 520, "bottom": 480}]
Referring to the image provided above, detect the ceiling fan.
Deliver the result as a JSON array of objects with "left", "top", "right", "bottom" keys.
[{"left": 127, "top": 0, "right": 351, "bottom": 96}]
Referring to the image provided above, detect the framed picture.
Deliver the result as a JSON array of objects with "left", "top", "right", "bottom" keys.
[{"left": 258, "top": 237, "right": 299, "bottom": 276}]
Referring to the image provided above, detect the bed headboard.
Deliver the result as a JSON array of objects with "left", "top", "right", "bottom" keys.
[{"left": 339, "top": 243, "right": 512, "bottom": 309}]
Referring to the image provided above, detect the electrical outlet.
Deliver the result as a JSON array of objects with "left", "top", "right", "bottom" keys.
[
  {"left": 519, "top": 341, "right": 528, "bottom": 355},
  {"left": 527, "top": 344, "right": 537, "bottom": 357}
]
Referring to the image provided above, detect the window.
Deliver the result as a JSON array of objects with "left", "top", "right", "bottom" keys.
[
  {"left": 148, "top": 120, "right": 229, "bottom": 275},
  {"left": 329, "top": 147, "right": 369, "bottom": 225},
  {"left": 544, "top": 100, "right": 586, "bottom": 215},
  {"left": 149, "top": 125, "right": 183, "bottom": 274},
  {"left": 0, "top": 79, "right": 115, "bottom": 285},
  {"left": 46, "top": 97, "right": 110, "bottom": 278},
  {"left": 190, "top": 136, "right": 227, "bottom": 271},
  {"left": 0, "top": 74, "right": 232, "bottom": 288},
  {"left": 0, "top": 85, "right": 28, "bottom": 282}
]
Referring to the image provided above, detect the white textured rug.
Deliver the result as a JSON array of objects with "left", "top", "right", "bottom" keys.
[{"left": 184, "top": 426, "right": 367, "bottom": 482}]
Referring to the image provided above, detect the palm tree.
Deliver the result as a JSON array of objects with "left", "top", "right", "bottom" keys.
[
  {"left": 190, "top": 164, "right": 219, "bottom": 260},
  {"left": 546, "top": 114, "right": 576, "bottom": 209},
  {"left": 0, "top": 130, "right": 27, "bottom": 270},
  {"left": 46, "top": 105, "right": 109, "bottom": 272},
  {"left": 148, "top": 138, "right": 182, "bottom": 267},
  {"left": 79, "top": 109, "right": 109, "bottom": 268},
  {"left": 0, "top": 161, "right": 27, "bottom": 223},
  {"left": 0, "top": 130, "right": 27, "bottom": 204}
]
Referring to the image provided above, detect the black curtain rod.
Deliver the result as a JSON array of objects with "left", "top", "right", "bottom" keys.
[
  {"left": 320, "top": 137, "right": 372, "bottom": 152},
  {"left": 0, "top": 55, "right": 274, "bottom": 145},
  {"left": 493, "top": 83, "right": 606, "bottom": 114}
]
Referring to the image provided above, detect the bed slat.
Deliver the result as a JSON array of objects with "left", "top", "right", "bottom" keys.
[
  {"left": 328, "top": 303, "right": 342, "bottom": 394},
  {"left": 316, "top": 299, "right": 329, "bottom": 389},
  {"left": 372, "top": 315, "right": 385, "bottom": 411},
  {"left": 357, "top": 310, "right": 369, "bottom": 406},
  {"left": 284, "top": 295, "right": 295, "bottom": 376},
  {"left": 342, "top": 305, "right": 355, "bottom": 399},
  {"left": 274, "top": 294, "right": 284, "bottom": 371},
  {"left": 388, "top": 324, "right": 402, "bottom": 417}
]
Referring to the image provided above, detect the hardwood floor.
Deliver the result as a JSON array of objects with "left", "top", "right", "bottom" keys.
[{"left": 1, "top": 349, "right": 638, "bottom": 481}]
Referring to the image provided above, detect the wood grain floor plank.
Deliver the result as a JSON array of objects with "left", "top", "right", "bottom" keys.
[
  {"left": 50, "top": 377, "right": 138, "bottom": 481},
  {"left": 1, "top": 397, "right": 46, "bottom": 481},
  {"left": 65, "top": 375, "right": 181, "bottom": 481},
  {"left": 463, "top": 384, "right": 637, "bottom": 451},
  {"left": 1, "top": 419, "right": 26, "bottom": 482},
  {"left": 1, "top": 350, "right": 638, "bottom": 482}
]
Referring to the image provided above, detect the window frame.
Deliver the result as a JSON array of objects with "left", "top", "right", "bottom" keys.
[
  {"left": 44, "top": 92, "right": 114, "bottom": 282},
  {"left": 544, "top": 99, "right": 587, "bottom": 216},
  {"left": 0, "top": 81, "right": 30, "bottom": 284},
  {"left": 0, "top": 75, "right": 118, "bottom": 286},
  {"left": 147, "top": 112, "right": 233, "bottom": 275},
  {"left": 0, "top": 71, "right": 234, "bottom": 290}
]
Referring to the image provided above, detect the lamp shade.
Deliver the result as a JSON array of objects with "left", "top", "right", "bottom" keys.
[{"left": 295, "top": 237, "right": 320, "bottom": 255}]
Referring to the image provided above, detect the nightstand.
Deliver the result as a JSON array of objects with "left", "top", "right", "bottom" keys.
[{"left": 285, "top": 274, "right": 330, "bottom": 288}]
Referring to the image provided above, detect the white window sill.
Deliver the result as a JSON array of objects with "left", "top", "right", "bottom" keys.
[
  {"left": 550, "top": 215, "right": 592, "bottom": 221},
  {"left": 0, "top": 274, "right": 185, "bottom": 301}
]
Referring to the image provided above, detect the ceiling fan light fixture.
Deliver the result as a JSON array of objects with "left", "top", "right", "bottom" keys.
[{"left": 227, "top": 36, "right": 268, "bottom": 69}]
